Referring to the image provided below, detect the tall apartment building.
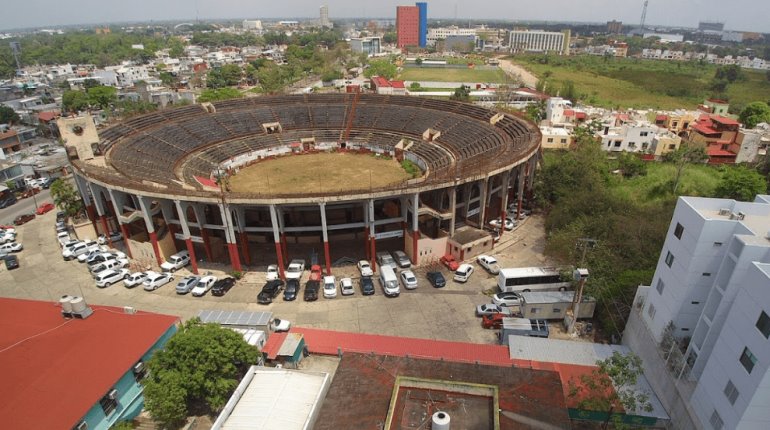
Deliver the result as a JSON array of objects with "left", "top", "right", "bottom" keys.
[
  {"left": 639, "top": 195, "right": 770, "bottom": 430},
  {"left": 396, "top": 3, "right": 427, "bottom": 49},
  {"left": 607, "top": 20, "right": 623, "bottom": 34},
  {"left": 348, "top": 37, "right": 382, "bottom": 56},
  {"left": 509, "top": 29, "right": 570, "bottom": 55},
  {"left": 416, "top": 2, "right": 427, "bottom": 47},
  {"left": 319, "top": 5, "right": 331, "bottom": 28}
]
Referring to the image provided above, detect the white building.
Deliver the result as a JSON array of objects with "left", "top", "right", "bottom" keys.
[
  {"left": 319, "top": 5, "right": 331, "bottom": 28},
  {"left": 599, "top": 123, "right": 659, "bottom": 153},
  {"left": 243, "top": 20, "right": 263, "bottom": 31},
  {"left": 509, "top": 29, "right": 570, "bottom": 55},
  {"left": 638, "top": 195, "right": 770, "bottom": 430},
  {"left": 427, "top": 26, "right": 477, "bottom": 47},
  {"left": 736, "top": 125, "right": 770, "bottom": 164},
  {"left": 545, "top": 97, "right": 572, "bottom": 126},
  {"left": 539, "top": 126, "right": 572, "bottom": 149}
]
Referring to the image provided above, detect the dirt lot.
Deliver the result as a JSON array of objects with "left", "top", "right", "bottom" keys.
[{"left": 228, "top": 152, "right": 412, "bottom": 195}]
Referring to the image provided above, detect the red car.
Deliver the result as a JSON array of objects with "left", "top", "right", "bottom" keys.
[
  {"left": 13, "top": 213, "right": 36, "bottom": 226},
  {"left": 440, "top": 254, "right": 460, "bottom": 271},
  {"left": 35, "top": 202, "right": 55, "bottom": 215}
]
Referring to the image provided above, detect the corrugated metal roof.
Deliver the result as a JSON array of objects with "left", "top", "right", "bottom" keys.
[
  {"left": 198, "top": 310, "right": 273, "bottom": 327},
  {"left": 278, "top": 332, "right": 304, "bottom": 357},
  {"left": 521, "top": 291, "right": 575, "bottom": 303}
]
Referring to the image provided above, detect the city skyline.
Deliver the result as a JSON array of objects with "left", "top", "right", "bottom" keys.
[{"left": 1, "top": 0, "right": 769, "bottom": 33}]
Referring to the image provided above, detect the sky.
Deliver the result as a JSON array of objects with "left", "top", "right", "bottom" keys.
[{"left": 1, "top": 0, "right": 769, "bottom": 33}]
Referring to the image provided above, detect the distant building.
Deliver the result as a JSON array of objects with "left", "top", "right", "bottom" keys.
[
  {"left": 416, "top": 2, "right": 428, "bottom": 47},
  {"left": 509, "top": 29, "right": 570, "bottom": 55},
  {"left": 722, "top": 31, "right": 743, "bottom": 43},
  {"left": 242, "top": 19, "right": 262, "bottom": 31},
  {"left": 735, "top": 124, "right": 770, "bottom": 164},
  {"left": 607, "top": 20, "right": 623, "bottom": 34},
  {"left": 545, "top": 97, "right": 572, "bottom": 126},
  {"left": 643, "top": 33, "right": 684, "bottom": 43},
  {"left": 319, "top": 5, "right": 332, "bottom": 28},
  {"left": 443, "top": 35, "right": 477, "bottom": 53},
  {"left": 348, "top": 37, "right": 382, "bottom": 56},
  {"left": 600, "top": 123, "right": 660, "bottom": 153},
  {"left": 690, "top": 114, "right": 741, "bottom": 164},
  {"left": 0, "top": 129, "right": 21, "bottom": 160},
  {"left": 370, "top": 76, "right": 406, "bottom": 95},
  {"left": 698, "top": 21, "right": 725, "bottom": 32},
  {"left": 396, "top": 5, "right": 420, "bottom": 49},
  {"left": 701, "top": 99, "right": 730, "bottom": 116},
  {"left": 427, "top": 26, "right": 476, "bottom": 47},
  {"left": 539, "top": 126, "right": 573, "bottom": 149}
]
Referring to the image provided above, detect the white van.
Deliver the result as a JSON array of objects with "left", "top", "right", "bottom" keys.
[
  {"left": 453, "top": 264, "right": 474, "bottom": 283},
  {"left": 379, "top": 265, "right": 400, "bottom": 297}
]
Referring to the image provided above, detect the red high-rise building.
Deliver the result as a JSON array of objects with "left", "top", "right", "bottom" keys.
[{"left": 396, "top": 6, "right": 420, "bottom": 49}]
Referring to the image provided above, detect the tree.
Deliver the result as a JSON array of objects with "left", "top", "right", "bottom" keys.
[
  {"left": 715, "top": 64, "right": 744, "bottom": 83},
  {"left": 450, "top": 85, "right": 471, "bottom": 102},
  {"left": 0, "top": 105, "right": 20, "bottom": 125},
  {"left": 207, "top": 65, "right": 242, "bottom": 89},
  {"left": 663, "top": 144, "right": 708, "bottom": 194},
  {"left": 198, "top": 88, "right": 243, "bottom": 103},
  {"left": 49, "top": 179, "right": 83, "bottom": 217},
  {"left": 382, "top": 32, "right": 397, "bottom": 44},
  {"left": 409, "top": 82, "right": 421, "bottom": 91},
  {"left": 363, "top": 59, "right": 397, "bottom": 80},
  {"left": 739, "top": 102, "right": 770, "bottom": 129},
  {"left": 560, "top": 80, "right": 576, "bottom": 102},
  {"left": 415, "top": 57, "right": 423, "bottom": 66},
  {"left": 86, "top": 85, "right": 117, "bottom": 110},
  {"left": 568, "top": 351, "right": 652, "bottom": 429},
  {"left": 142, "top": 319, "right": 260, "bottom": 428},
  {"left": 62, "top": 90, "right": 90, "bottom": 113},
  {"left": 715, "top": 166, "right": 767, "bottom": 201}
]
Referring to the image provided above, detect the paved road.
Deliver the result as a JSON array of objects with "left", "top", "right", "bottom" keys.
[{"left": 0, "top": 189, "right": 53, "bottom": 225}]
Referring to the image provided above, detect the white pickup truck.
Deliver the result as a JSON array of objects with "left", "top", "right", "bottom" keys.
[{"left": 161, "top": 250, "right": 191, "bottom": 272}]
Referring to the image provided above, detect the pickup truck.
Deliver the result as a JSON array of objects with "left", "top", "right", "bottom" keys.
[
  {"left": 285, "top": 259, "right": 306, "bottom": 280},
  {"left": 476, "top": 255, "right": 500, "bottom": 274}
]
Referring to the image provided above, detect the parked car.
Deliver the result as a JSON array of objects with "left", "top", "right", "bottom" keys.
[
  {"left": 88, "top": 258, "right": 128, "bottom": 276},
  {"left": 4, "top": 254, "right": 19, "bottom": 270},
  {"left": 97, "top": 231, "right": 123, "bottom": 245},
  {"left": 55, "top": 222, "right": 67, "bottom": 233},
  {"left": 161, "top": 250, "right": 190, "bottom": 272},
  {"left": 272, "top": 318, "right": 291, "bottom": 332},
  {"left": 285, "top": 259, "right": 306, "bottom": 280},
  {"left": 0, "top": 227, "right": 16, "bottom": 235},
  {"left": 56, "top": 231, "right": 70, "bottom": 246},
  {"left": 283, "top": 279, "right": 300, "bottom": 301},
  {"left": 266, "top": 264, "right": 279, "bottom": 281},
  {"left": 257, "top": 280, "right": 284, "bottom": 304},
  {"left": 427, "top": 271, "right": 447, "bottom": 288},
  {"left": 340, "top": 277, "right": 355, "bottom": 296},
  {"left": 476, "top": 255, "right": 500, "bottom": 274},
  {"left": 0, "top": 242, "right": 22, "bottom": 253},
  {"left": 323, "top": 275, "right": 337, "bottom": 299},
  {"left": 124, "top": 272, "right": 148, "bottom": 289},
  {"left": 142, "top": 271, "right": 174, "bottom": 291},
  {"left": 304, "top": 280, "right": 320, "bottom": 301},
  {"left": 492, "top": 292, "right": 523, "bottom": 307},
  {"left": 175, "top": 276, "right": 201, "bottom": 294},
  {"left": 211, "top": 277, "right": 236, "bottom": 296},
  {"left": 0, "top": 231, "right": 16, "bottom": 244},
  {"left": 63, "top": 241, "right": 98, "bottom": 260},
  {"left": 35, "top": 202, "right": 55, "bottom": 215},
  {"left": 476, "top": 304, "right": 514, "bottom": 317},
  {"left": 400, "top": 270, "right": 418, "bottom": 290},
  {"left": 376, "top": 251, "right": 396, "bottom": 270},
  {"left": 357, "top": 260, "right": 374, "bottom": 277},
  {"left": 453, "top": 264, "right": 474, "bottom": 283},
  {"left": 360, "top": 276, "right": 375, "bottom": 295},
  {"left": 489, "top": 218, "right": 516, "bottom": 231},
  {"left": 392, "top": 250, "right": 411, "bottom": 268},
  {"left": 308, "top": 264, "right": 323, "bottom": 282},
  {"left": 95, "top": 269, "right": 130, "bottom": 288},
  {"left": 440, "top": 254, "right": 459, "bottom": 271},
  {"left": 191, "top": 275, "right": 218, "bottom": 296},
  {"left": 56, "top": 211, "right": 66, "bottom": 223},
  {"left": 13, "top": 213, "right": 36, "bottom": 226}
]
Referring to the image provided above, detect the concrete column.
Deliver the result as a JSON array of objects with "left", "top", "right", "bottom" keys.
[
  {"left": 219, "top": 203, "right": 242, "bottom": 272},
  {"left": 463, "top": 183, "right": 472, "bottom": 219},
  {"left": 137, "top": 196, "right": 163, "bottom": 266},
  {"left": 411, "top": 193, "right": 419, "bottom": 265},
  {"left": 526, "top": 153, "right": 538, "bottom": 200},
  {"left": 191, "top": 205, "right": 213, "bottom": 261},
  {"left": 234, "top": 207, "right": 251, "bottom": 267},
  {"left": 363, "top": 201, "right": 370, "bottom": 260},
  {"left": 499, "top": 170, "right": 511, "bottom": 240},
  {"left": 368, "top": 199, "right": 376, "bottom": 269},
  {"left": 269, "top": 204, "right": 285, "bottom": 279},
  {"left": 479, "top": 176, "right": 489, "bottom": 227},
  {"left": 320, "top": 202, "right": 331, "bottom": 275},
  {"left": 449, "top": 186, "right": 457, "bottom": 237},
  {"left": 516, "top": 164, "right": 526, "bottom": 220},
  {"left": 84, "top": 182, "right": 103, "bottom": 239},
  {"left": 107, "top": 189, "right": 132, "bottom": 258},
  {"left": 174, "top": 201, "right": 198, "bottom": 274},
  {"left": 277, "top": 207, "right": 288, "bottom": 265}
]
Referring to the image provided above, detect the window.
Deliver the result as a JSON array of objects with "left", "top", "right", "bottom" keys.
[
  {"left": 547, "top": 138, "right": 554, "bottom": 143},
  {"left": 553, "top": 308, "right": 561, "bottom": 313},
  {"left": 560, "top": 138, "right": 567, "bottom": 144},
  {"left": 724, "top": 380, "right": 739, "bottom": 405},
  {"left": 656, "top": 279, "right": 665, "bottom": 295},
  {"left": 692, "top": 301, "right": 700, "bottom": 305},
  {"left": 531, "top": 308, "right": 540, "bottom": 314},
  {"left": 640, "top": 131, "right": 649, "bottom": 136},
  {"left": 614, "top": 141, "right": 621, "bottom": 147},
  {"left": 99, "top": 390, "right": 118, "bottom": 416},
  {"left": 647, "top": 303, "right": 656, "bottom": 319},
  {"left": 703, "top": 273, "right": 712, "bottom": 277},
  {"left": 674, "top": 222, "right": 684, "bottom": 239},
  {"left": 757, "top": 311, "right": 770, "bottom": 339},
  {"left": 714, "top": 242, "right": 723, "bottom": 246},
  {"left": 665, "top": 251, "right": 674, "bottom": 267},
  {"left": 739, "top": 347, "right": 757, "bottom": 374},
  {"left": 710, "top": 410, "right": 724, "bottom": 430},
  {"left": 668, "top": 144, "right": 677, "bottom": 150},
  {"left": 682, "top": 328, "right": 690, "bottom": 331}
]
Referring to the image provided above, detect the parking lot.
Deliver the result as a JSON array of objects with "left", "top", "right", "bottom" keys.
[{"left": 0, "top": 210, "right": 554, "bottom": 344}]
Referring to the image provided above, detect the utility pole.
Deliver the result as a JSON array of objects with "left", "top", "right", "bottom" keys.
[{"left": 568, "top": 238, "right": 597, "bottom": 334}]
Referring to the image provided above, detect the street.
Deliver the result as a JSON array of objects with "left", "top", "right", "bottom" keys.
[{"left": 0, "top": 189, "right": 53, "bottom": 225}]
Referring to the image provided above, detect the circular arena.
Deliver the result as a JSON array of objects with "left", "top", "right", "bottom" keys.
[{"left": 66, "top": 94, "right": 541, "bottom": 276}]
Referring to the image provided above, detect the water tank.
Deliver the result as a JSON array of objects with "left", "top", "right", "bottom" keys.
[
  {"left": 59, "top": 295, "right": 74, "bottom": 313},
  {"left": 432, "top": 411, "right": 450, "bottom": 430},
  {"left": 70, "top": 296, "right": 87, "bottom": 313}
]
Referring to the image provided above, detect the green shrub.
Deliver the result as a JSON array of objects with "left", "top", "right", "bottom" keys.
[{"left": 401, "top": 159, "right": 422, "bottom": 178}]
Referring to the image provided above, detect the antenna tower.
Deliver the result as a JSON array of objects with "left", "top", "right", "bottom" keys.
[{"left": 639, "top": 0, "right": 649, "bottom": 32}]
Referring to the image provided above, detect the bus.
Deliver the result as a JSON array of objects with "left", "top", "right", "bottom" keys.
[{"left": 497, "top": 266, "right": 571, "bottom": 293}]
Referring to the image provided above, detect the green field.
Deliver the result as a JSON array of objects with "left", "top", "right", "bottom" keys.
[
  {"left": 513, "top": 54, "right": 770, "bottom": 110},
  {"left": 399, "top": 67, "right": 509, "bottom": 83}
]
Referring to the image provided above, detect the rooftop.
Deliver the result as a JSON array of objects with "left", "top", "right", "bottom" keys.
[
  {"left": 0, "top": 298, "right": 178, "bottom": 429},
  {"left": 450, "top": 226, "right": 492, "bottom": 245},
  {"left": 198, "top": 309, "right": 273, "bottom": 327}
]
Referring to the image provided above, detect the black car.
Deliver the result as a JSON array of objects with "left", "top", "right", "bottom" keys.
[
  {"left": 211, "top": 277, "right": 236, "bottom": 296},
  {"left": 427, "top": 271, "right": 446, "bottom": 288},
  {"left": 283, "top": 279, "right": 300, "bottom": 301},
  {"left": 360, "top": 276, "right": 375, "bottom": 295},
  {"left": 4, "top": 255, "right": 19, "bottom": 270},
  {"left": 56, "top": 211, "right": 66, "bottom": 223},
  {"left": 257, "top": 279, "right": 284, "bottom": 304},
  {"left": 304, "top": 280, "right": 320, "bottom": 301}
]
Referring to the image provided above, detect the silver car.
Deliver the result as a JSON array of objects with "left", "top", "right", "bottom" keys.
[
  {"left": 399, "top": 270, "right": 418, "bottom": 290},
  {"left": 476, "top": 303, "right": 513, "bottom": 317},
  {"left": 175, "top": 276, "right": 200, "bottom": 294}
]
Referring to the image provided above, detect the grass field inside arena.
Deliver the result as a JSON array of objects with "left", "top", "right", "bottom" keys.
[
  {"left": 227, "top": 152, "right": 414, "bottom": 195},
  {"left": 399, "top": 67, "right": 509, "bottom": 83}
]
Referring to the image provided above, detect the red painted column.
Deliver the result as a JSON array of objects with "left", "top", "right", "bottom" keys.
[
  {"left": 149, "top": 231, "right": 163, "bottom": 266},
  {"left": 412, "top": 230, "right": 419, "bottom": 265},
  {"left": 280, "top": 233, "right": 288, "bottom": 265},
  {"left": 240, "top": 232, "right": 251, "bottom": 266},
  {"left": 274, "top": 241, "right": 285, "bottom": 279},
  {"left": 185, "top": 238, "right": 199, "bottom": 274},
  {"left": 100, "top": 216, "right": 112, "bottom": 247},
  {"left": 119, "top": 224, "right": 132, "bottom": 258},
  {"left": 227, "top": 242, "right": 242, "bottom": 272},
  {"left": 323, "top": 241, "right": 332, "bottom": 275},
  {"left": 200, "top": 229, "right": 213, "bottom": 261},
  {"left": 86, "top": 205, "right": 99, "bottom": 237}
]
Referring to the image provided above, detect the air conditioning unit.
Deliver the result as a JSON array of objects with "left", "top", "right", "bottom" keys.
[
  {"left": 123, "top": 306, "right": 136, "bottom": 314},
  {"left": 718, "top": 207, "right": 731, "bottom": 216},
  {"left": 76, "top": 421, "right": 88, "bottom": 430},
  {"left": 133, "top": 362, "right": 145, "bottom": 374},
  {"left": 737, "top": 211, "right": 746, "bottom": 220},
  {"left": 107, "top": 389, "right": 118, "bottom": 400},
  {"left": 730, "top": 212, "right": 739, "bottom": 220}
]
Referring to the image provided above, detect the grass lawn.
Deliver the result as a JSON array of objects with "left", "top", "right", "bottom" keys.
[
  {"left": 609, "top": 162, "right": 723, "bottom": 202},
  {"left": 228, "top": 152, "right": 413, "bottom": 195},
  {"left": 399, "top": 67, "right": 509, "bottom": 83},
  {"left": 513, "top": 54, "right": 770, "bottom": 110}
]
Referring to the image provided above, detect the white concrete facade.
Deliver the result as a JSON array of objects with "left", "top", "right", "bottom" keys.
[
  {"left": 427, "top": 26, "right": 476, "bottom": 46},
  {"left": 600, "top": 124, "right": 659, "bottom": 153},
  {"left": 509, "top": 30, "right": 569, "bottom": 55},
  {"left": 545, "top": 97, "right": 571, "bottom": 126}
]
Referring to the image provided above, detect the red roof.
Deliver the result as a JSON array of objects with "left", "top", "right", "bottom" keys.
[
  {"left": 0, "top": 298, "right": 178, "bottom": 429},
  {"left": 655, "top": 114, "right": 668, "bottom": 121},
  {"left": 371, "top": 76, "right": 391, "bottom": 88},
  {"left": 693, "top": 123, "right": 719, "bottom": 135},
  {"left": 0, "top": 129, "right": 18, "bottom": 140},
  {"left": 711, "top": 115, "right": 740, "bottom": 126},
  {"left": 390, "top": 80, "right": 405, "bottom": 89},
  {"left": 575, "top": 112, "right": 587, "bottom": 119},
  {"left": 262, "top": 331, "right": 288, "bottom": 360},
  {"left": 563, "top": 109, "right": 575, "bottom": 117},
  {"left": 194, "top": 175, "right": 219, "bottom": 189},
  {"left": 38, "top": 111, "right": 59, "bottom": 122},
  {"left": 707, "top": 147, "right": 737, "bottom": 157}
]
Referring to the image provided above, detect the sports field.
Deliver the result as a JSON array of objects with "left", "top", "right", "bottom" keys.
[
  {"left": 399, "top": 67, "right": 509, "bottom": 83},
  {"left": 227, "top": 152, "right": 414, "bottom": 195}
]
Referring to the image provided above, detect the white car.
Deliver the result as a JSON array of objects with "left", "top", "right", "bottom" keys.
[
  {"left": 272, "top": 318, "right": 291, "bottom": 332},
  {"left": 143, "top": 271, "right": 174, "bottom": 291},
  {"left": 77, "top": 247, "right": 109, "bottom": 263},
  {"left": 175, "top": 276, "right": 201, "bottom": 294},
  {"left": 492, "top": 292, "right": 523, "bottom": 307},
  {"left": 95, "top": 269, "right": 130, "bottom": 288},
  {"left": 476, "top": 255, "right": 500, "bottom": 274},
  {"left": 400, "top": 270, "right": 418, "bottom": 290},
  {"left": 340, "top": 277, "right": 355, "bottom": 296},
  {"left": 191, "top": 275, "right": 218, "bottom": 296},
  {"left": 124, "top": 272, "right": 148, "bottom": 288},
  {"left": 285, "top": 259, "right": 306, "bottom": 280},
  {"left": 57, "top": 231, "right": 70, "bottom": 246},
  {"left": 488, "top": 218, "right": 516, "bottom": 231},
  {"left": 266, "top": 264, "right": 279, "bottom": 281},
  {"left": 323, "top": 275, "right": 337, "bottom": 298},
  {"left": 0, "top": 232, "right": 16, "bottom": 244},
  {"left": 0, "top": 227, "right": 16, "bottom": 235},
  {"left": 62, "top": 241, "right": 99, "bottom": 260},
  {"left": 357, "top": 260, "right": 374, "bottom": 277},
  {"left": 161, "top": 250, "right": 190, "bottom": 272},
  {"left": 453, "top": 264, "right": 474, "bottom": 283},
  {"left": 0, "top": 242, "right": 23, "bottom": 253}
]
